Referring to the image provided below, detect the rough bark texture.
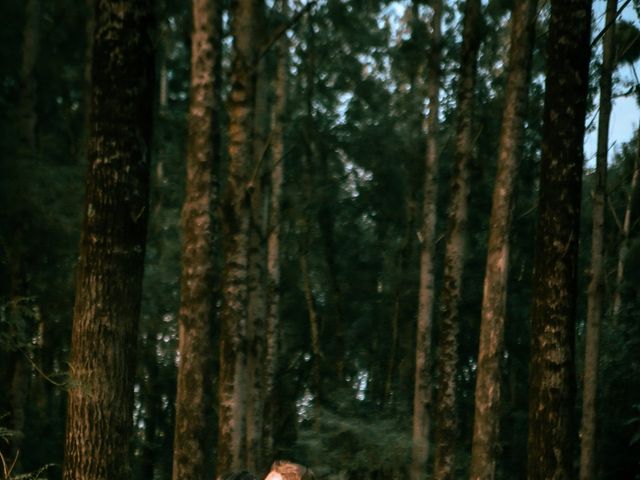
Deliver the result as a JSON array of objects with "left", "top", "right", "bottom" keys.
[
  {"left": 410, "top": 1, "right": 442, "bottom": 478},
  {"left": 264, "top": 0, "right": 288, "bottom": 465},
  {"left": 62, "top": 1, "right": 155, "bottom": 479},
  {"left": 246, "top": 3, "right": 268, "bottom": 471},
  {"left": 579, "top": 2, "right": 615, "bottom": 479},
  {"left": 217, "top": 0, "right": 257, "bottom": 473},
  {"left": 469, "top": 2, "right": 536, "bottom": 479},
  {"left": 172, "top": 0, "right": 220, "bottom": 479},
  {"left": 527, "top": 1, "right": 591, "bottom": 480},
  {"left": 433, "top": 1, "right": 481, "bottom": 479}
]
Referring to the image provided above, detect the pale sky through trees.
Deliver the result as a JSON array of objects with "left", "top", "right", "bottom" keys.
[{"left": 585, "top": 0, "right": 639, "bottom": 164}]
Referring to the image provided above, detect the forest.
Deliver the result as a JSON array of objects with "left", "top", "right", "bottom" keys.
[{"left": 1, "top": 0, "right": 639, "bottom": 479}]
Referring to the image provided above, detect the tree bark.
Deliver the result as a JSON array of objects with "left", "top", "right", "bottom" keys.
[
  {"left": 469, "top": 2, "right": 536, "bottom": 479},
  {"left": 217, "top": 0, "right": 258, "bottom": 473},
  {"left": 433, "top": 1, "right": 482, "bottom": 479},
  {"left": 246, "top": 1, "right": 268, "bottom": 470},
  {"left": 172, "top": 0, "right": 221, "bottom": 479},
  {"left": 410, "top": 1, "right": 442, "bottom": 478},
  {"left": 612, "top": 133, "right": 640, "bottom": 316},
  {"left": 62, "top": 1, "right": 155, "bottom": 479},
  {"left": 264, "top": 0, "right": 288, "bottom": 466},
  {"left": 527, "top": 1, "right": 591, "bottom": 479},
  {"left": 579, "top": 1, "right": 616, "bottom": 479}
]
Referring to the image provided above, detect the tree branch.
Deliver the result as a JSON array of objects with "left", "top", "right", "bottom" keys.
[
  {"left": 258, "top": 1, "right": 317, "bottom": 61},
  {"left": 590, "top": 0, "right": 633, "bottom": 48}
]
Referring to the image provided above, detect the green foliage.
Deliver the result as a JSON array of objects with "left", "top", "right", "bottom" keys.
[{"left": 616, "top": 20, "right": 640, "bottom": 65}]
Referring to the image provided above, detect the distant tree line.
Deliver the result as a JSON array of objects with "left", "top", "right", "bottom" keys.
[{"left": 1, "top": 1, "right": 640, "bottom": 480}]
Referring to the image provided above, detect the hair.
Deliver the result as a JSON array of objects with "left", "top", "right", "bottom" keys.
[{"left": 270, "top": 460, "right": 315, "bottom": 480}]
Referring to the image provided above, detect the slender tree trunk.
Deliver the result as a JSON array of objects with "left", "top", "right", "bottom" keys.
[
  {"left": 18, "top": 0, "right": 39, "bottom": 154},
  {"left": 317, "top": 147, "right": 346, "bottom": 383},
  {"left": 301, "top": 240, "right": 323, "bottom": 400},
  {"left": 411, "top": 1, "right": 442, "bottom": 478},
  {"left": 3, "top": 2, "right": 41, "bottom": 467},
  {"left": 527, "top": 1, "right": 591, "bottom": 479},
  {"left": 579, "top": 2, "right": 616, "bottom": 479},
  {"left": 217, "top": 0, "right": 258, "bottom": 473},
  {"left": 246, "top": 2, "right": 269, "bottom": 470},
  {"left": 469, "top": 2, "right": 536, "bottom": 479},
  {"left": 433, "top": 1, "right": 482, "bottom": 479},
  {"left": 612, "top": 133, "right": 640, "bottom": 316},
  {"left": 172, "top": 0, "right": 220, "bottom": 479},
  {"left": 139, "top": 333, "right": 163, "bottom": 480},
  {"left": 264, "top": 0, "right": 288, "bottom": 465},
  {"left": 81, "top": 0, "right": 94, "bottom": 161},
  {"left": 62, "top": 1, "right": 155, "bottom": 478}
]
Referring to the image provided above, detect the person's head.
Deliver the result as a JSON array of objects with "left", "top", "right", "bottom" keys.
[{"left": 269, "top": 460, "right": 315, "bottom": 480}]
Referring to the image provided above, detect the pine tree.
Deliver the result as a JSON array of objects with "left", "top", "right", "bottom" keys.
[
  {"left": 433, "top": 1, "right": 482, "bottom": 478},
  {"left": 527, "top": 0, "right": 592, "bottom": 478},
  {"left": 469, "top": 2, "right": 537, "bottom": 479},
  {"left": 63, "top": 0, "right": 155, "bottom": 478},
  {"left": 172, "top": 0, "right": 221, "bottom": 478}
]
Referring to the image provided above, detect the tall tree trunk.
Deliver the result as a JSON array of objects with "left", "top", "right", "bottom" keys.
[
  {"left": 62, "top": 0, "right": 155, "bottom": 478},
  {"left": 18, "top": 0, "right": 39, "bottom": 154},
  {"left": 410, "top": 1, "right": 442, "bottom": 476},
  {"left": 217, "top": 0, "right": 258, "bottom": 473},
  {"left": 81, "top": 0, "right": 94, "bottom": 161},
  {"left": 317, "top": 147, "right": 345, "bottom": 384},
  {"left": 172, "top": 0, "right": 221, "bottom": 479},
  {"left": 246, "top": 1, "right": 269, "bottom": 470},
  {"left": 469, "top": 2, "right": 537, "bottom": 479},
  {"left": 3, "top": 2, "right": 41, "bottom": 467},
  {"left": 433, "top": 1, "right": 482, "bottom": 479},
  {"left": 527, "top": 1, "right": 591, "bottom": 479},
  {"left": 612, "top": 133, "right": 640, "bottom": 316},
  {"left": 264, "top": 0, "right": 288, "bottom": 466},
  {"left": 579, "top": 2, "right": 616, "bottom": 479}
]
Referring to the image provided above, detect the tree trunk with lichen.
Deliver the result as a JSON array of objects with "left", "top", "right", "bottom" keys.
[
  {"left": 172, "top": 0, "right": 221, "bottom": 479},
  {"left": 62, "top": 1, "right": 155, "bottom": 479},
  {"left": 410, "top": 1, "right": 442, "bottom": 478},
  {"left": 433, "top": 1, "right": 481, "bottom": 479},
  {"left": 246, "top": 2, "right": 269, "bottom": 471},
  {"left": 264, "top": 0, "right": 288, "bottom": 465},
  {"left": 469, "top": 2, "right": 536, "bottom": 479},
  {"left": 527, "top": 1, "right": 591, "bottom": 479},
  {"left": 217, "top": 0, "right": 258, "bottom": 473}
]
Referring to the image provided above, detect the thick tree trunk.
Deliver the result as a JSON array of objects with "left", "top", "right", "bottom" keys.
[
  {"left": 579, "top": 1, "right": 616, "bottom": 479},
  {"left": 410, "top": 1, "right": 442, "bottom": 478},
  {"left": 469, "top": 2, "right": 536, "bottom": 479},
  {"left": 172, "top": 0, "right": 221, "bottom": 479},
  {"left": 62, "top": 1, "right": 155, "bottom": 479},
  {"left": 433, "top": 1, "right": 482, "bottom": 479},
  {"left": 527, "top": 1, "right": 591, "bottom": 479},
  {"left": 264, "top": 0, "right": 288, "bottom": 465},
  {"left": 217, "top": 0, "right": 258, "bottom": 473}
]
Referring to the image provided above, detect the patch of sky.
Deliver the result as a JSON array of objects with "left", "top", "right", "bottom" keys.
[{"left": 585, "top": 0, "right": 640, "bottom": 165}]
